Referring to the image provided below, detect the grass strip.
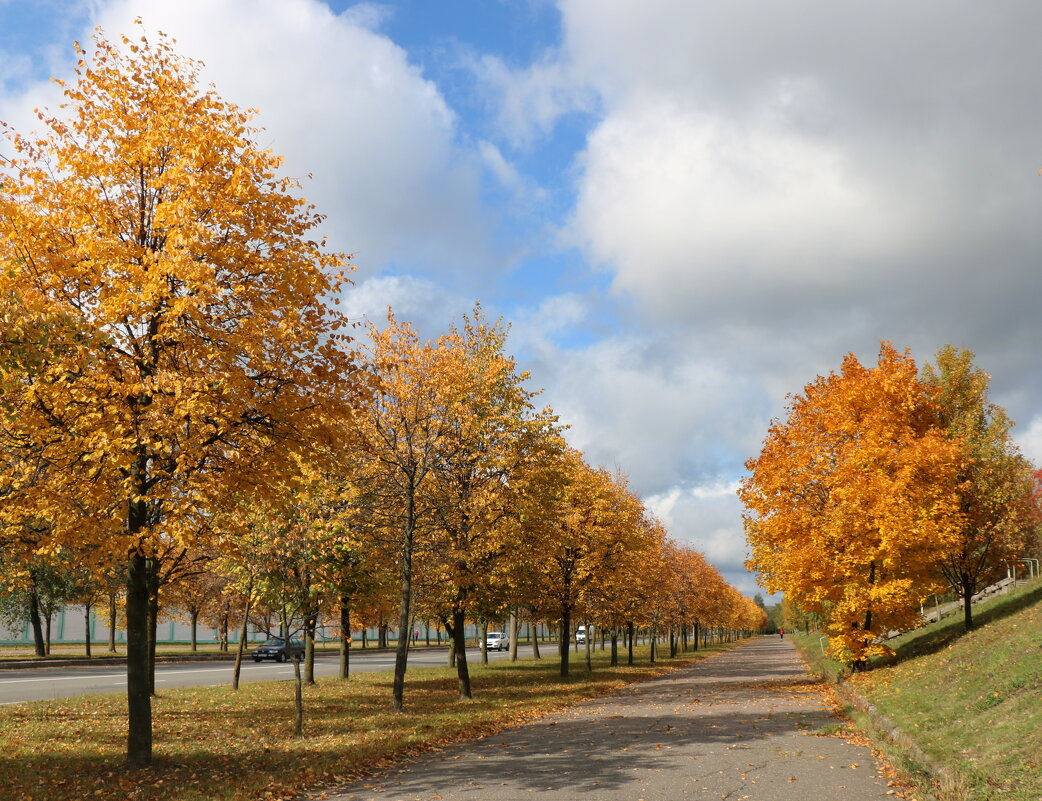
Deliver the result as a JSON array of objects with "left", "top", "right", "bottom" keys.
[
  {"left": 848, "top": 596, "right": 1042, "bottom": 801},
  {"left": 792, "top": 580, "right": 1042, "bottom": 801},
  {"left": 0, "top": 642, "right": 736, "bottom": 801}
]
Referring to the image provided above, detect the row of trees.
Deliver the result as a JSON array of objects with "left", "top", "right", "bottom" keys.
[
  {"left": 0, "top": 28, "right": 762, "bottom": 766},
  {"left": 741, "top": 343, "right": 1041, "bottom": 667}
]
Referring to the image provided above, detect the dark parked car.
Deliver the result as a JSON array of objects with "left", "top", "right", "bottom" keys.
[{"left": 252, "top": 637, "right": 305, "bottom": 663}]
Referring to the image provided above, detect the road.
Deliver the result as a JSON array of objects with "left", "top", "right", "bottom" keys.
[
  {"left": 328, "top": 637, "right": 898, "bottom": 801},
  {"left": 0, "top": 645, "right": 534, "bottom": 705}
]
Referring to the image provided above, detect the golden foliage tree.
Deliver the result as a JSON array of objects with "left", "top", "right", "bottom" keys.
[
  {"left": 422, "top": 306, "right": 563, "bottom": 698},
  {"left": 354, "top": 313, "right": 459, "bottom": 711},
  {"left": 922, "top": 346, "right": 1042, "bottom": 630},
  {"left": 0, "top": 28, "right": 367, "bottom": 765},
  {"left": 740, "top": 343, "right": 962, "bottom": 665},
  {"left": 523, "top": 450, "right": 645, "bottom": 677}
]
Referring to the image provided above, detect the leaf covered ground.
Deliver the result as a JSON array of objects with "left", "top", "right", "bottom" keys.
[{"left": 0, "top": 643, "right": 734, "bottom": 801}]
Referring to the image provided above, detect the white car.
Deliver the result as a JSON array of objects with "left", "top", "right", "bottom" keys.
[{"left": 486, "top": 631, "right": 509, "bottom": 651}]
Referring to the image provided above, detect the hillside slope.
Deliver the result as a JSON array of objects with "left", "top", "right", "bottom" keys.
[{"left": 848, "top": 589, "right": 1042, "bottom": 800}]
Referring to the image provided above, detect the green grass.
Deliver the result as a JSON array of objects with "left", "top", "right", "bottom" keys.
[
  {"left": 0, "top": 642, "right": 735, "bottom": 801},
  {"left": 877, "top": 579, "right": 1042, "bottom": 668},
  {"left": 792, "top": 580, "right": 1042, "bottom": 801},
  {"left": 792, "top": 578, "right": 1042, "bottom": 681},
  {"left": 848, "top": 594, "right": 1042, "bottom": 801}
]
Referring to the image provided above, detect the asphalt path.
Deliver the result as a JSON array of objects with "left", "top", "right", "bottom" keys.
[
  {"left": 0, "top": 645, "right": 532, "bottom": 705},
  {"left": 328, "top": 637, "right": 897, "bottom": 801}
]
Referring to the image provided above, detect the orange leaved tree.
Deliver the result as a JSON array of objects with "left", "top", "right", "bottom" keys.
[
  {"left": 0, "top": 29, "right": 367, "bottom": 765},
  {"left": 922, "top": 346, "right": 1042, "bottom": 630},
  {"left": 354, "top": 313, "right": 458, "bottom": 711},
  {"left": 740, "top": 343, "right": 962, "bottom": 666}
]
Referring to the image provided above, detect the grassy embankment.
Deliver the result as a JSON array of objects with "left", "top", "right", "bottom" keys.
[
  {"left": 793, "top": 579, "right": 1042, "bottom": 801},
  {"left": 0, "top": 640, "right": 737, "bottom": 801}
]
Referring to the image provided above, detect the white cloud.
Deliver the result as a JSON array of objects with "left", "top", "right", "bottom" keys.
[
  {"left": 521, "top": 329, "right": 767, "bottom": 496},
  {"left": 4, "top": 0, "right": 497, "bottom": 278},
  {"left": 341, "top": 274, "right": 471, "bottom": 337},
  {"left": 645, "top": 479, "right": 758, "bottom": 595},
  {"left": 476, "top": 139, "right": 547, "bottom": 208},
  {"left": 546, "top": 0, "right": 1042, "bottom": 481},
  {"left": 1014, "top": 416, "right": 1042, "bottom": 468},
  {"left": 471, "top": 49, "right": 595, "bottom": 149},
  {"left": 568, "top": 95, "right": 929, "bottom": 320}
]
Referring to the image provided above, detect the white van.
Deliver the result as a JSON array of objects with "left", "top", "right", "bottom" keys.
[{"left": 575, "top": 625, "right": 590, "bottom": 645}]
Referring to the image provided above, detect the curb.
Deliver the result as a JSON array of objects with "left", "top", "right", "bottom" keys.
[
  {"left": 0, "top": 643, "right": 477, "bottom": 671},
  {"left": 793, "top": 641, "right": 960, "bottom": 801},
  {"left": 831, "top": 677, "right": 956, "bottom": 797},
  {"left": 0, "top": 653, "right": 240, "bottom": 670}
]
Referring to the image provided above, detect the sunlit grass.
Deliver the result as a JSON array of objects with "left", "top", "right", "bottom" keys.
[
  {"left": 848, "top": 596, "right": 1042, "bottom": 801},
  {"left": 0, "top": 642, "right": 735, "bottom": 800},
  {"left": 792, "top": 581, "right": 1042, "bottom": 801}
]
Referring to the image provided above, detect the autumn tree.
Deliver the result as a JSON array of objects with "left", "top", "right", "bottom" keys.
[
  {"left": 0, "top": 550, "right": 76, "bottom": 655},
  {"left": 355, "top": 314, "right": 458, "bottom": 711},
  {"left": 525, "top": 450, "right": 643, "bottom": 677},
  {"left": 741, "top": 343, "right": 962, "bottom": 666},
  {"left": 585, "top": 508, "right": 665, "bottom": 667},
  {"left": 423, "top": 306, "right": 562, "bottom": 698},
  {"left": 922, "top": 346, "right": 1042, "bottom": 630},
  {"left": 165, "top": 556, "right": 227, "bottom": 652},
  {"left": 0, "top": 28, "right": 367, "bottom": 765}
]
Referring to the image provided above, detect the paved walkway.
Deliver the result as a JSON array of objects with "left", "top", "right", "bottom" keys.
[{"left": 329, "top": 637, "right": 897, "bottom": 801}]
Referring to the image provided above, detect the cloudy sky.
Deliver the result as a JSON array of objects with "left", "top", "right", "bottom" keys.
[{"left": 4, "top": 0, "right": 1042, "bottom": 597}]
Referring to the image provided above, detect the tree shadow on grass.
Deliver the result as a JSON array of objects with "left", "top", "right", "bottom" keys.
[{"left": 875, "top": 580, "right": 1042, "bottom": 668}]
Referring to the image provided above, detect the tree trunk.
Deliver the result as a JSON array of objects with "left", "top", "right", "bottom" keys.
[
  {"left": 304, "top": 613, "right": 316, "bottom": 685},
  {"left": 584, "top": 621, "right": 592, "bottom": 673},
  {"left": 215, "top": 608, "right": 226, "bottom": 649},
  {"left": 44, "top": 612, "right": 51, "bottom": 655},
  {"left": 693, "top": 620, "right": 700, "bottom": 651},
  {"left": 27, "top": 589, "right": 45, "bottom": 657},
  {"left": 627, "top": 620, "right": 634, "bottom": 665},
  {"left": 84, "top": 603, "right": 92, "bottom": 658},
  {"left": 480, "top": 620, "right": 489, "bottom": 665},
  {"left": 962, "top": 574, "right": 975, "bottom": 631},
  {"left": 190, "top": 609, "right": 198, "bottom": 652},
  {"left": 232, "top": 594, "right": 252, "bottom": 691},
  {"left": 391, "top": 492, "right": 416, "bottom": 712},
  {"left": 532, "top": 620, "right": 541, "bottom": 660},
  {"left": 147, "top": 571, "right": 159, "bottom": 697},
  {"left": 610, "top": 628, "right": 618, "bottom": 666},
  {"left": 559, "top": 608, "right": 571, "bottom": 678},
  {"left": 292, "top": 652, "right": 304, "bottom": 737},
  {"left": 126, "top": 549, "right": 152, "bottom": 767},
  {"left": 509, "top": 611, "right": 519, "bottom": 662},
  {"left": 650, "top": 625, "right": 657, "bottom": 663},
  {"left": 448, "top": 608, "right": 472, "bottom": 699},
  {"left": 338, "top": 596, "right": 351, "bottom": 680},
  {"left": 108, "top": 591, "right": 118, "bottom": 653}
]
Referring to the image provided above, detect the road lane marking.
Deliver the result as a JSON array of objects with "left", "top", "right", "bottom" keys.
[{"left": 0, "top": 673, "right": 126, "bottom": 684}]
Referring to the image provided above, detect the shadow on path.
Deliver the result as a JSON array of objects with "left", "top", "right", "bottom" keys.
[{"left": 329, "top": 637, "right": 896, "bottom": 801}]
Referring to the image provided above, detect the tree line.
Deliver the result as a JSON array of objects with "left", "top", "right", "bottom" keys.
[
  {"left": 741, "top": 342, "right": 1042, "bottom": 668},
  {"left": 0, "top": 27, "right": 763, "bottom": 767}
]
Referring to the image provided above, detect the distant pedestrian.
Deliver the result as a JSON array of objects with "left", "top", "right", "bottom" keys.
[{"left": 779, "top": 629, "right": 784, "bottom": 639}]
